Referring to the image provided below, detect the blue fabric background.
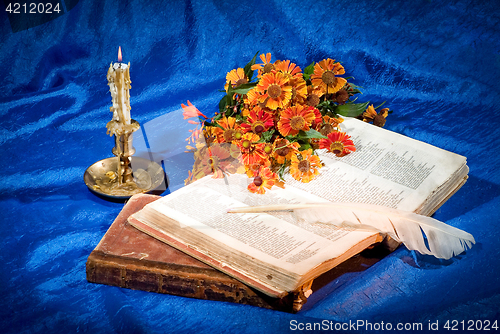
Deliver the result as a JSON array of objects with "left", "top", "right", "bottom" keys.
[{"left": 1, "top": 0, "right": 499, "bottom": 333}]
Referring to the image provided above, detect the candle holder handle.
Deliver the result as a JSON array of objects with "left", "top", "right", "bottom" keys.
[{"left": 112, "top": 122, "right": 138, "bottom": 185}]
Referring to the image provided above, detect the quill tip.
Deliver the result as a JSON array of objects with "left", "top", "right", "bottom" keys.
[{"left": 227, "top": 207, "right": 253, "bottom": 213}]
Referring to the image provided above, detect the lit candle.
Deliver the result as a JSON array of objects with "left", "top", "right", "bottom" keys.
[{"left": 107, "top": 46, "right": 131, "bottom": 125}]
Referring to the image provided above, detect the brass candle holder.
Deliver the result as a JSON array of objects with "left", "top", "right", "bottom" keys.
[
  {"left": 85, "top": 48, "right": 165, "bottom": 200},
  {"left": 84, "top": 119, "right": 166, "bottom": 200}
]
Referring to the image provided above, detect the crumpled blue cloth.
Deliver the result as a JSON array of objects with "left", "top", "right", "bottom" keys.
[{"left": 1, "top": 0, "right": 499, "bottom": 333}]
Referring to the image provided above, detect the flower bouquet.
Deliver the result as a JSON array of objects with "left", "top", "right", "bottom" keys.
[{"left": 182, "top": 53, "right": 391, "bottom": 194}]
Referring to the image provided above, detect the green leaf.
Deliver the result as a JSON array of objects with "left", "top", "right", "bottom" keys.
[
  {"left": 299, "top": 142, "right": 312, "bottom": 151},
  {"left": 335, "top": 101, "right": 370, "bottom": 117},
  {"left": 277, "top": 164, "right": 287, "bottom": 181},
  {"left": 235, "top": 113, "right": 246, "bottom": 122},
  {"left": 349, "top": 88, "right": 363, "bottom": 95},
  {"left": 348, "top": 83, "right": 364, "bottom": 90},
  {"left": 258, "top": 129, "right": 275, "bottom": 143},
  {"left": 296, "top": 129, "right": 327, "bottom": 140},
  {"left": 218, "top": 94, "right": 228, "bottom": 114},
  {"left": 305, "top": 128, "right": 327, "bottom": 139},
  {"left": 244, "top": 51, "right": 259, "bottom": 81},
  {"left": 304, "top": 62, "right": 315, "bottom": 75},
  {"left": 317, "top": 100, "right": 337, "bottom": 115},
  {"left": 204, "top": 120, "right": 223, "bottom": 129},
  {"left": 231, "top": 82, "right": 258, "bottom": 95},
  {"left": 226, "top": 86, "right": 237, "bottom": 104},
  {"left": 303, "top": 61, "right": 315, "bottom": 81}
]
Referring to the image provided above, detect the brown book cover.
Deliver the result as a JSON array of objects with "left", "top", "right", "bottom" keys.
[{"left": 86, "top": 193, "right": 391, "bottom": 312}]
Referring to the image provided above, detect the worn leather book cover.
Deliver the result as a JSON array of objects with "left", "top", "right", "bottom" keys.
[{"left": 86, "top": 193, "right": 390, "bottom": 312}]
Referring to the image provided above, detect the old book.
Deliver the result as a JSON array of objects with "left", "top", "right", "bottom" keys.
[
  {"left": 88, "top": 193, "right": 386, "bottom": 312},
  {"left": 86, "top": 194, "right": 292, "bottom": 310},
  {"left": 127, "top": 118, "right": 468, "bottom": 298}
]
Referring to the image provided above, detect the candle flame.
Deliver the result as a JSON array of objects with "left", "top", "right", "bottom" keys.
[{"left": 118, "top": 46, "right": 122, "bottom": 62}]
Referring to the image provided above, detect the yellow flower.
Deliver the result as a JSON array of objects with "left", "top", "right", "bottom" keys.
[
  {"left": 290, "top": 77, "right": 308, "bottom": 105},
  {"left": 290, "top": 149, "right": 322, "bottom": 183},
  {"left": 243, "top": 88, "right": 270, "bottom": 116},
  {"left": 256, "top": 72, "right": 293, "bottom": 110},
  {"left": 310, "top": 58, "right": 347, "bottom": 95},
  {"left": 224, "top": 68, "right": 248, "bottom": 92}
]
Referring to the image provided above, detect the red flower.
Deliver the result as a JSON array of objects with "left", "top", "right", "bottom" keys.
[
  {"left": 318, "top": 131, "right": 356, "bottom": 157},
  {"left": 240, "top": 109, "right": 274, "bottom": 135}
]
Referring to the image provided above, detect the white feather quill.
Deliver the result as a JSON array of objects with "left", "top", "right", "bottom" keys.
[{"left": 227, "top": 203, "right": 475, "bottom": 260}]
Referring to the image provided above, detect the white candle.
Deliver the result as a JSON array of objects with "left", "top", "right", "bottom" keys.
[{"left": 107, "top": 46, "right": 131, "bottom": 125}]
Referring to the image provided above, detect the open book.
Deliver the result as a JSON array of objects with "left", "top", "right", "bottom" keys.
[{"left": 128, "top": 118, "right": 468, "bottom": 297}]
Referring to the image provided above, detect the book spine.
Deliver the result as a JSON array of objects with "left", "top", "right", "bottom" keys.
[{"left": 86, "top": 250, "right": 294, "bottom": 310}]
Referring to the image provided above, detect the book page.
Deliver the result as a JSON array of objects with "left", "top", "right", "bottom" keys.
[
  {"left": 129, "top": 118, "right": 467, "bottom": 293},
  {"left": 140, "top": 175, "right": 377, "bottom": 278},
  {"left": 284, "top": 117, "right": 467, "bottom": 213}
]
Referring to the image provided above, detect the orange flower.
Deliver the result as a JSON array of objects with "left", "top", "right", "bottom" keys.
[
  {"left": 290, "top": 77, "right": 308, "bottom": 105},
  {"left": 224, "top": 68, "right": 249, "bottom": 92},
  {"left": 181, "top": 100, "right": 208, "bottom": 120},
  {"left": 244, "top": 88, "right": 272, "bottom": 114},
  {"left": 310, "top": 59, "right": 347, "bottom": 95},
  {"left": 256, "top": 72, "right": 293, "bottom": 110},
  {"left": 332, "top": 89, "right": 350, "bottom": 105},
  {"left": 251, "top": 53, "right": 275, "bottom": 76},
  {"left": 363, "top": 104, "right": 389, "bottom": 127},
  {"left": 274, "top": 60, "right": 302, "bottom": 80},
  {"left": 318, "top": 131, "right": 356, "bottom": 157},
  {"left": 186, "top": 126, "right": 204, "bottom": 146},
  {"left": 316, "top": 115, "right": 344, "bottom": 136},
  {"left": 245, "top": 156, "right": 271, "bottom": 178},
  {"left": 272, "top": 138, "right": 300, "bottom": 164},
  {"left": 244, "top": 88, "right": 260, "bottom": 106},
  {"left": 240, "top": 109, "right": 274, "bottom": 135},
  {"left": 290, "top": 149, "right": 322, "bottom": 183},
  {"left": 236, "top": 133, "right": 267, "bottom": 166},
  {"left": 247, "top": 167, "right": 277, "bottom": 194},
  {"left": 184, "top": 170, "right": 195, "bottom": 185},
  {"left": 277, "top": 105, "right": 316, "bottom": 136},
  {"left": 305, "top": 85, "right": 322, "bottom": 107},
  {"left": 213, "top": 116, "right": 242, "bottom": 143},
  {"left": 197, "top": 145, "right": 233, "bottom": 178}
]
